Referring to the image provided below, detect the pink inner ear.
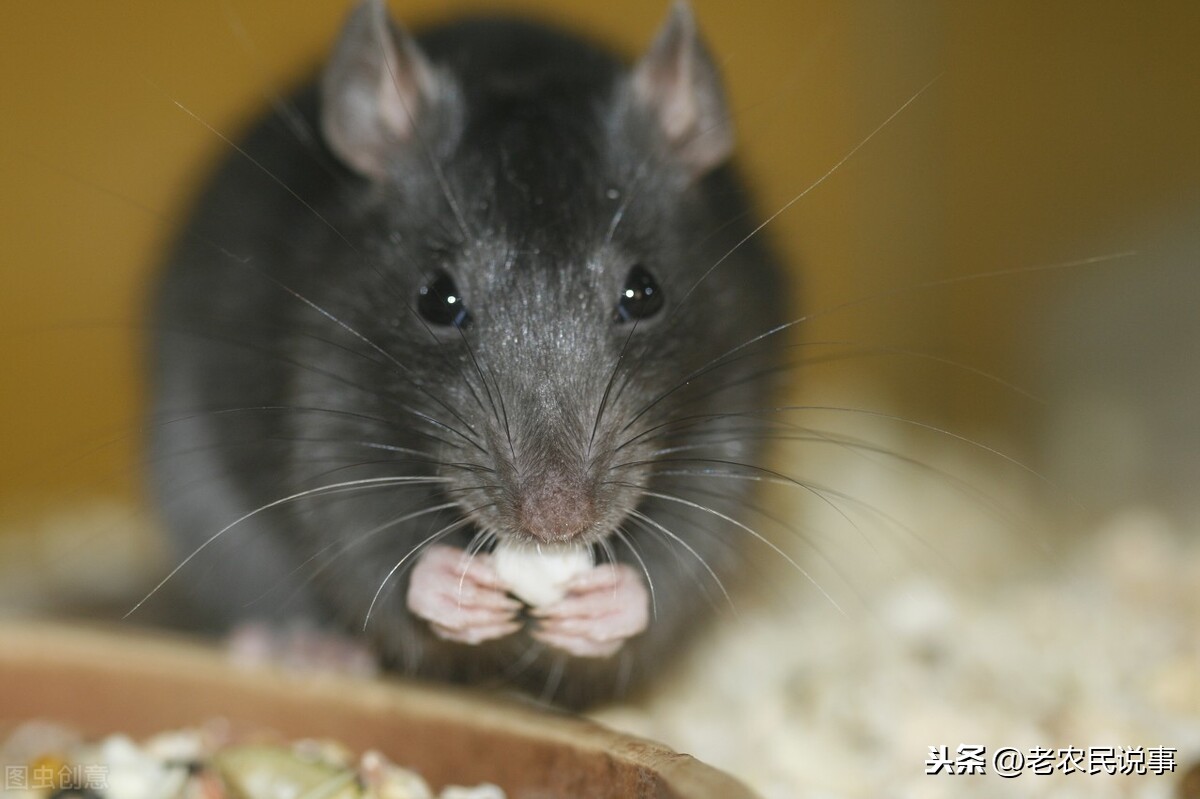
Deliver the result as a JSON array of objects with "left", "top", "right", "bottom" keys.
[
  {"left": 319, "top": 0, "right": 440, "bottom": 180},
  {"left": 376, "top": 28, "right": 442, "bottom": 140},
  {"left": 630, "top": 2, "right": 734, "bottom": 176},
  {"left": 637, "top": 47, "right": 697, "bottom": 143}
]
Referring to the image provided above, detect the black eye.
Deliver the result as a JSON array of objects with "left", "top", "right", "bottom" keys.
[
  {"left": 614, "top": 265, "right": 664, "bottom": 322},
  {"left": 418, "top": 271, "right": 470, "bottom": 328}
]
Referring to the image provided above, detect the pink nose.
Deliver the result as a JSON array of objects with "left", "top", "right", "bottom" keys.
[{"left": 516, "top": 484, "right": 596, "bottom": 542}]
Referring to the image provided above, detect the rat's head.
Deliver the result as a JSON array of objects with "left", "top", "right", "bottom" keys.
[{"left": 305, "top": 0, "right": 784, "bottom": 550}]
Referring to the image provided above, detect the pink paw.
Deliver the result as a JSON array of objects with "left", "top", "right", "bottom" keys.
[
  {"left": 407, "top": 544, "right": 522, "bottom": 645},
  {"left": 531, "top": 563, "right": 650, "bottom": 658}
]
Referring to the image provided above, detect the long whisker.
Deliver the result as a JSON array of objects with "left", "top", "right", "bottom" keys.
[
  {"left": 629, "top": 486, "right": 845, "bottom": 615},
  {"left": 126, "top": 475, "right": 451, "bottom": 618},
  {"left": 791, "top": 405, "right": 1071, "bottom": 500},
  {"left": 596, "top": 536, "right": 621, "bottom": 602},
  {"left": 488, "top": 360, "right": 516, "bottom": 464},
  {"left": 656, "top": 422, "right": 1033, "bottom": 533},
  {"left": 620, "top": 406, "right": 1064, "bottom": 503},
  {"left": 627, "top": 509, "right": 733, "bottom": 615},
  {"left": 165, "top": 93, "right": 363, "bottom": 254},
  {"left": 645, "top": 480, "right": 868, "bottom": 609},
  {"left": 266, "top": 278, "right": 483, "bottom": 445},
  {"left": 540, "top": 652, "right": 567, "bottom": 705},
  {"left": 149, "top": 404, "right": 465, "bottom": 454},
  {"left": 27, "top": 146, "right": 484, "bottom": 451},
  {"left": 590, "top": 318, "right": 641, "bottom": 454},
  {"left": 454, "top": 318, "right": 505, "bottom": 439},
  {"left": 220, "top": 0, "right": 341, "bottom": 172},
  {"left": 619, "top": 455, "right": 863, "bottom": 539},
  {"left": 603, "top": 161, "right": 649, "bottom": 245},
  {"left": 652, "top": 468, "right": 899, "bottom": 554},
  {"left": 624, "top": 249, "right": 1137, "bottom": 438},
  {"left": 60, "top": 87, "right": 483, "bottom": 444},
  {"left": 612, "top": 528, "right": 657, "bottom": 621},
  {"left": 50, "top": 307, "right": 483, "bottom": 455},
  {"left": 363, "top": 514, "right": 478, "bottom": 629},
  {"left": 244, "top": 500, "right": 462, "bottom": 610},
  {"left": 651, "top": 338, "right": 1047, "bottom": 416},
  {"left": 671, "top": 75, "right": 942, "bottom": 315},
  {"left": 457, "top": 528, "right": 499, "bottom": 607},
  {"left": 374, "top": 3, "right": 475, "bottom": 244}
]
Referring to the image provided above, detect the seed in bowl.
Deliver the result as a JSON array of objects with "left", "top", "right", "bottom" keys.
[{"left": 0, "top": 723, "right": 505, "bottom": 799}]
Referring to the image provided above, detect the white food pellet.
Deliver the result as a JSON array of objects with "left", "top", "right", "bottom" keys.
[{"left": 492, "top": 540, "right": 593, "bottom": 607}]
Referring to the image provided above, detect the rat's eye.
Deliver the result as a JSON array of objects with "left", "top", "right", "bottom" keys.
[
  {"left": 614, "top": 265, "right": 664, "bottom": 322},
  {"left": 418, "top": 271, "right": 470, "bottom": 328}
]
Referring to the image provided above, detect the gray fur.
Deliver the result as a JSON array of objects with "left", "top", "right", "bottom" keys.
[{"left": 147, "top": 1, "right": 788, "bottom": 708}]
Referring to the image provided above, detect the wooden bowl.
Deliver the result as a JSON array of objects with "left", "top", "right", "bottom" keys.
[{"left": 0, "top": 622, "right": 757, "bottom": 799}]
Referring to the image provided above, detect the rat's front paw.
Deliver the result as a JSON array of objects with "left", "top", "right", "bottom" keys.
[
  {"left": 531, "top": 564, "right": 650, "bottom": 658},
  {"left": 407, "top": 545, "right": 523, "bottom": 645}
]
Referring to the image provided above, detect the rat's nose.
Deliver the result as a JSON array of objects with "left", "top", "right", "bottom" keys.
[{"left": 516, "top": 480, "right": 596, "bottom": 542}]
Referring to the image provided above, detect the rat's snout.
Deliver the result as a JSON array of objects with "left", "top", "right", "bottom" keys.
[
  {"left": 468, "top": 370, "right": 632, "bottom": 545},
  {"left": 515, "top": 473, "right": 597, "bottom": 543},
  {"left": 449, "top": 327, "right": 656, "bottom": 547},
  {"left": 504, "top": 394, "right": 604, "bottom": 543}
]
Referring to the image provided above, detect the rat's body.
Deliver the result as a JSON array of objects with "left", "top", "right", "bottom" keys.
[{"left": 149, "top": 0, "right": 787, "bottom": 708}]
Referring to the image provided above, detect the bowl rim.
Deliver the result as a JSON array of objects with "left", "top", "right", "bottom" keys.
[{"left": 0, "top": 621, "right": 759, "bottom": 799}]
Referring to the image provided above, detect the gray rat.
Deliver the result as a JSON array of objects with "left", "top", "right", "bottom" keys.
[{"left": 147, "top": 0, "right": 787, "bottom": 709}]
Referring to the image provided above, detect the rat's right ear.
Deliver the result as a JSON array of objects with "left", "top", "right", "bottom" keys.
[
  {"left": 630, "top": 1, "right": 734, "bottom": 177},
  {"left": 320, "top": 0, "right": 449, "bottom": 180}
]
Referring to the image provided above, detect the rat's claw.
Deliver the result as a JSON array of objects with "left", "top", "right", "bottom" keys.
[
  {"left": 532, "top": 630, "right": 624, "bottom": 658},
  {"left": 531, "top": 563, "right": 649, "bottom": 658},
  {"left": 407, "top": 545, "right": 522, "bottom": 645},
  {"left": 431, "top": 620, "right": 523, "bottom": 646}
]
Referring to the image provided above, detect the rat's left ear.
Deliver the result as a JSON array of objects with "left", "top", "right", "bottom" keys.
[
  {"left": 630, "top": 1, "right": 734, "bottom": 176},
  {"left": 320, "top": 0, "right": 453, "bottom": 181}
]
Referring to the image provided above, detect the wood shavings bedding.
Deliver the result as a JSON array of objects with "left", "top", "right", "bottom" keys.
[{"left": 592, "top": 507, "right": 1200, "bottom": 798}]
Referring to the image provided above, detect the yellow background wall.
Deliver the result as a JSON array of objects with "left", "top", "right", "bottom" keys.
[{"left": 2, "top": 1, "right": 1197, "bottom": 519}]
